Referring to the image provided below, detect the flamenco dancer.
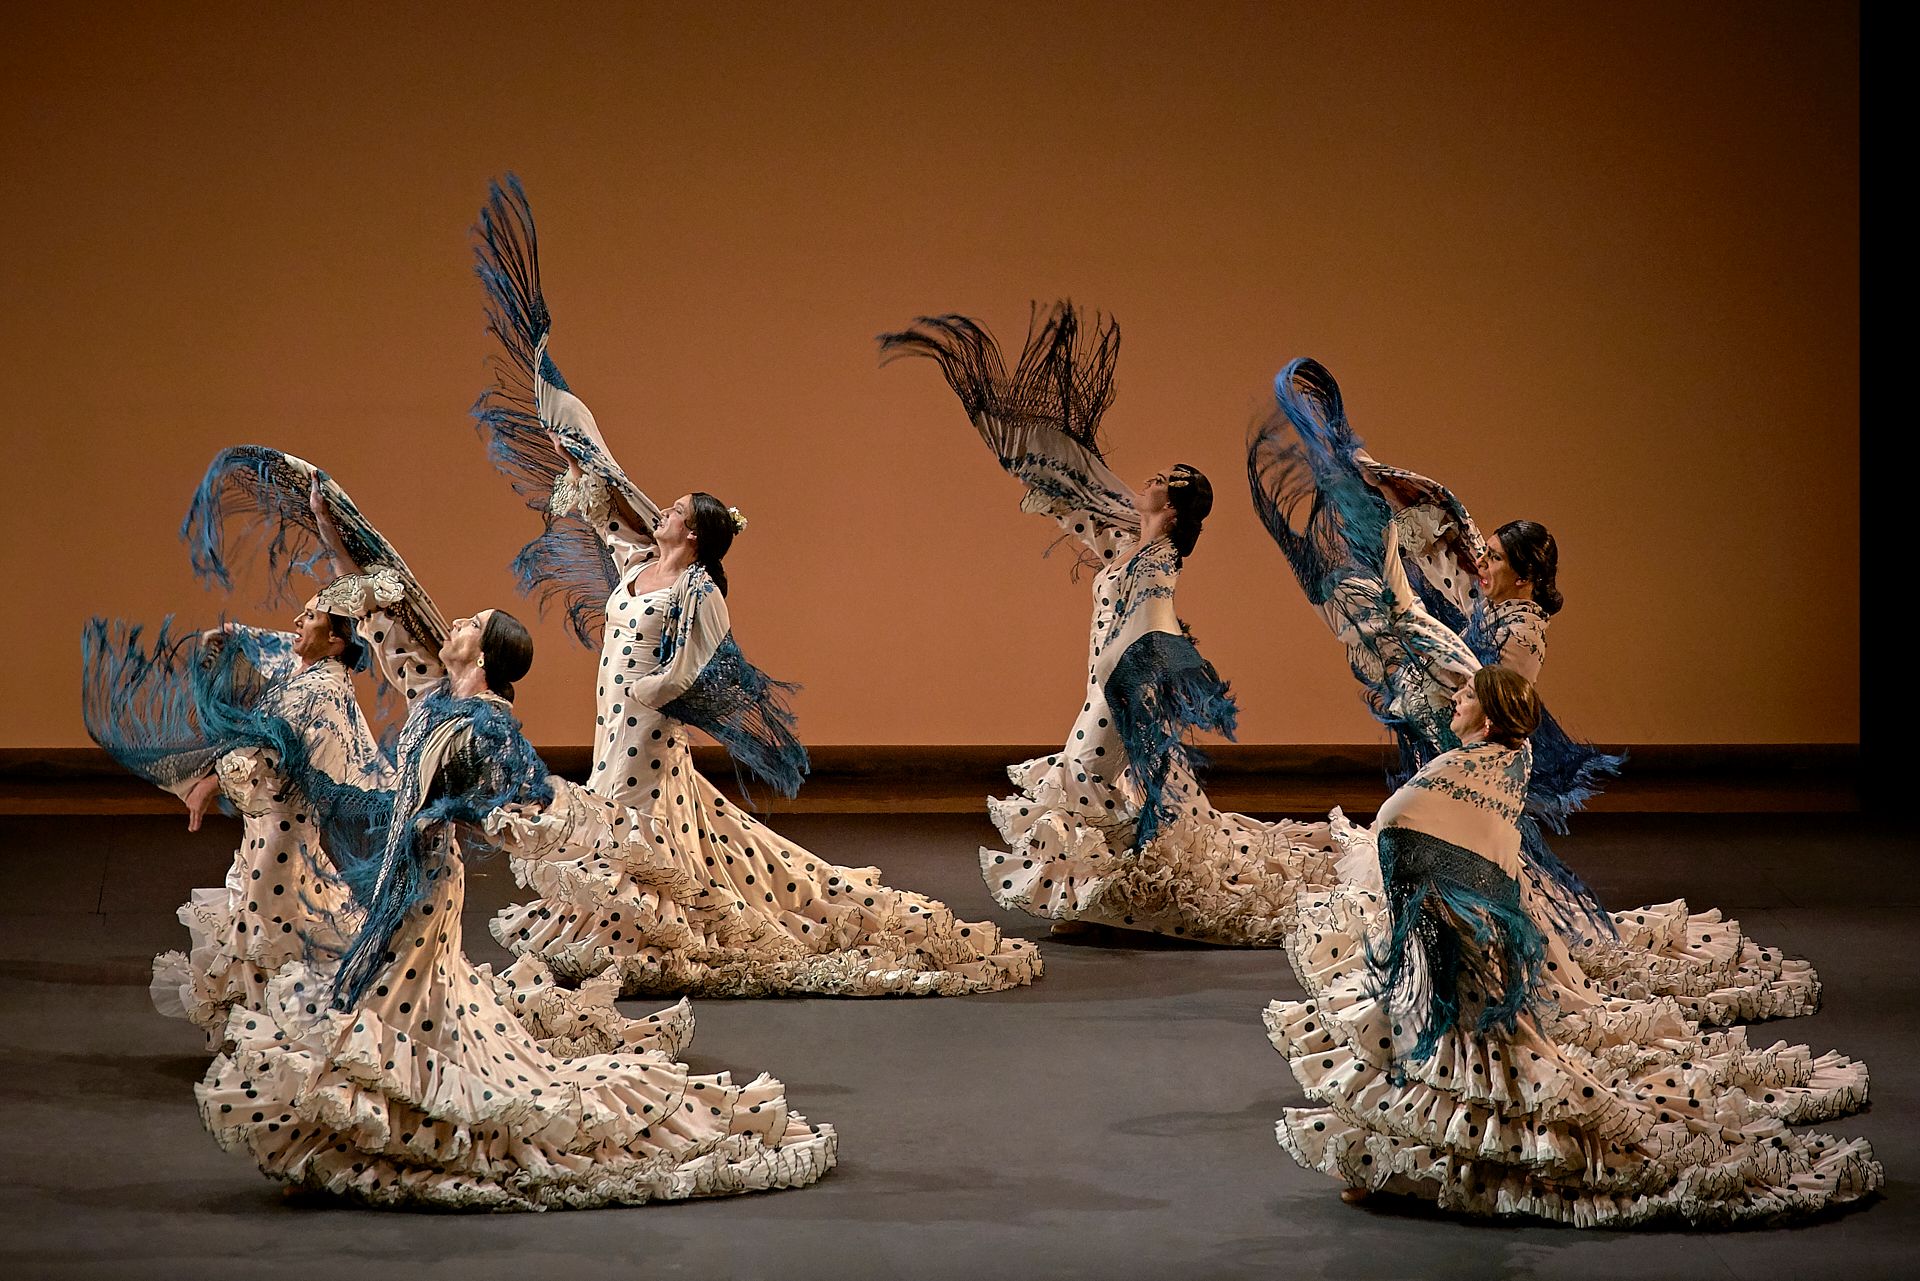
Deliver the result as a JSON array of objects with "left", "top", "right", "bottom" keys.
[
  {"left": 179, "top": 446, "right": 695, "bottom": 1058},
  {"left": 84, "top": 594, "right": 385, "bottom": 1048},
  {"left": 462, "top": 177, "right": 1037, "bottom": 997},
  {"left": 880, "top": 304, "right": 1335, "bottom": 944},
  {"left": 1251, "top": 357, "right": 1820, "bottom": 1025},
  {"left": 1266, "top": 665, "right": 1878, "bottom": 1224},
  {"left": 178, "top": 448, "right": 835, "bottom": 1208}
]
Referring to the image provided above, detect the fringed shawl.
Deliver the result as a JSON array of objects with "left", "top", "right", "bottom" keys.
[{"left": 1368, "top": 743, "right": 1550, "bottom": 1065}]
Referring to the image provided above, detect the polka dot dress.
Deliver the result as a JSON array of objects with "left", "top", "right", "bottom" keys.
[
  {"left": 152, "top": 630, "right": 694, "bottom": 1061},
  {"left": 1325, "top": 811, "right": 1826, "bottom": 1032},
  {"left": 492, "top": 570, "right": 1039, "bottom": 998},
  {"left": 1266, "top": 883, "right": 1881, "bottom": 1226},
  {"left": 982, "top": 530, "right": 1337, "bottom": 944},
  {"left": 1317, "top": 535, "right": 1824, "bottom": 1027},
  {"left": 151, "top": 652, "right": 381, "bottom": 1048},
  {"left": 196, "top": 783, "right": 835, "bottom": 1210}
]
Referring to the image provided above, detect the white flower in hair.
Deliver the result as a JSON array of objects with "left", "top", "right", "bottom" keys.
[
  {"left": 313, "top": 567, "right": 405, "bottom": 617},
  {"left": 728, "top": 506, "right": 747, "bottom": 534}
]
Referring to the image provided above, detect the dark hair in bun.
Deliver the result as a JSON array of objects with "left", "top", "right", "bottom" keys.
[
  {"left": 480, "top": 610, "right": 534, "bottom": 701},
  {"left": 1494, "top": 519, "right": 1562, "bottom": 616},
  {"left": 325, "top": 613, "right": 368, "bottom": 672},
  {"left": 1166, "top": 463, "right": 1213, "bottom": 558},
  {"left": 687, "top": 492, "right": 737, "bottom": 596}
]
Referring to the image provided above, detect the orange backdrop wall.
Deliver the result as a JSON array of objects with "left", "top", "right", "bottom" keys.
[{"left": 0, "top": 2, "right": 1858, "bottom": 748}]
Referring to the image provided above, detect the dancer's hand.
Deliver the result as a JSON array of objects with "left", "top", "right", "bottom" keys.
[
  {"left": 183, "top": 773, "right": 222, "bottom": 832},
  {"left": 547, "top": 429, "right": 584, "bottom": 483}
]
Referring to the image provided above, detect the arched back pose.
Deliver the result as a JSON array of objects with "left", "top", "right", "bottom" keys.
[
  {"left": 465, "top": 176, "right": 1037, "bottom": 996},
  {"left": 84, "top": 592, "right": 384, "bottom": 1047},
  {"left": 170, "top": 445, "right": 691, "bottom": 1056},
  {"left": 880, "top": 304, "right": 1335, "bottom": 944},
  {"left": 1250, "top": 357, "right": 1820, "bottom": 1025},
  {"left": 175, "top": 447, "right": 834, "bottom": 1209},
  {"left": 1265, "top": 667, "right": 1878, "bottom": 1225}
]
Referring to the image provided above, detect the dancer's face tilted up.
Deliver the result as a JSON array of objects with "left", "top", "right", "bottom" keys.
[
  {"left": 1450, "top": 681, "right": 1488, "bottom": 743},
  {"left": 1137, "top": 471, "right": 1173, "bottom": 515},
  {"left": 292, "top": 599, "right": 347, "bottom": 664},
  {"left": 1480, "top": 534, "right": 1529, "bottom": 604},
  {"left": 654, "top": 494, "right": 697, "bottom": 553},
  {"left": 440, "top": 609, "right": 495, "bottom": 674}
]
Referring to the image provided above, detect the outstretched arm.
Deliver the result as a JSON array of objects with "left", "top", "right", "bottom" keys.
[{"left": 470, "top": 176, "right": 666, "bottom": 644}]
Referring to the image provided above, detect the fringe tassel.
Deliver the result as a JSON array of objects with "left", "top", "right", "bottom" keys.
[
  {"left": 1247, "top": 357, "right": 1394, "bottom": 605},
  {"left": 663, "top": 634, "right": 810, "bottom": 801},
  {"left": 80, "top": 617, "right": 225, "bottom": 792},
  {"left": 1103, "top": 630, "right": 1239, "bottom": 851},
  {"left": 1370, "top": 825, "right": 1550, "bottom": 1065},
  {"left": 878, "top": 301, "right": 1120, "bottom": 461},
  {"left": 179, "top": 445, "right": 447, "bottom": 650},
  {"left": 470, "top": 173, "right": 625, "bottom": 649}
]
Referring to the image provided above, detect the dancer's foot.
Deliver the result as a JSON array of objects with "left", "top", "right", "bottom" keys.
[
  {"left": 1050, "top": 919, "right": 1097, "bottom": 937},
  {"left": 1340, "top": 1187, "right": 1369, "bottom": 1205}
]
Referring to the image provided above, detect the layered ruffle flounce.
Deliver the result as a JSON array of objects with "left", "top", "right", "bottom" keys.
[
  {"left": 1328, "top": 814, "right": 1821, "bottom": 1027},
  {"left": 197, "top": 964, "right": 835, "bottom": 1211},
  {"left": 1266, "top": 885, "right": 1879, "bottom": 1225},
  {"left": 493, "top": 780, "right": 1040, "bottom": 998},
  {"left": 153, "top": 888, "right": 694, "bottom": 1059},
  {"left": 982, "top": 753, "right": 1338, "bottom": 944}
]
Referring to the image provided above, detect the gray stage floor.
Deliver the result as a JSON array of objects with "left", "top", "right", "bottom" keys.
[{"left": 0, "top": 811, "right": 1912, "bottom": 1281}]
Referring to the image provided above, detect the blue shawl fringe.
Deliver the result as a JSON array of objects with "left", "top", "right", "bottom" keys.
[
  {"left": 191, "top": 630, "right": 551, "bottom": 1008},
  {"left": 471, "top": 173, "right": 621, "bottom": 649},
  {"left": 1103, "top": 630, "right": 1239, "bottom": 851},
  {"left": 1369, "top": 825, "right": 1550, "bottom": 1066},
  {"left": 1247, "top": 357, "right": 1395, "bottom": 605},
  {"left": 663, "top": 634, "right": 810, "bottom": 801}
]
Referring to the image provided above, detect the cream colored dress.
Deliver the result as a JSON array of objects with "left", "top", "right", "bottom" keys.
[
  {"left": 486, "top": 347, "right": 1039, "bottom": 996},
  {"left": 149, "top": 628, "right": 384, "bottom": 1047},
  {"left": 1267, "top": 741, "right": 1878, "bottom": 1226},
  {"left": 878, "top": 304, "right": 1336, "bottom": 943},
  {"left": 196, "top": 602, "right": 834, "bottom": 1210},
  {"left": 337, "top": 569, "right": 698, "bottom": 1055},
  {"left": 1251, "top": 363, "right": 1824, "bottom": 1022},
  {"left": 982, "top": 509, "right": 1335, "bottom": 943}
]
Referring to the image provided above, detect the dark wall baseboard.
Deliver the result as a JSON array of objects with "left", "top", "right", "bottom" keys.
[{"left": 0, "top": 744, "right": 1861, "bottom": 816}]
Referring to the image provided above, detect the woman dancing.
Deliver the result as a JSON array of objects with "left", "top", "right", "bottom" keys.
[
  {"left": 1265, "top": 665, "right": 1876, "bottom": 1224},
  {"left": 880, "top": 303, "right": 1335, "bottom": 943},
  {"left": 85, "top": 594, "right": 385, "bottom": 1047},
  {"left": 465, "top": 176, "right": 1037, "bottom": 996},
  {"left": 180, "top": 445, "right": 699, "bottom": 1057},
  {"left": 1251, "top": 357, "right": 1819, "bottom": 1025},
  {"left": 181, "top": 448, "right": 835, "bottom": 1208}
]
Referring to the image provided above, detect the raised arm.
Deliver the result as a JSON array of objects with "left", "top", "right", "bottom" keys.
[
  {"left": 880, "top": 303, "right": 1142, "bottom": 561},
  {"left": 470, "top": 175, "right": 668, "bottom": 645},
  {"left": 545, "top": 422, "right": 658, "bottom": 582},
  {"left": 1358, "top": 450, "right": 1488, "bottom": 629},
  {"left": 307, "top": 471, "right": 359, "bottom": 576},
  {"left": 182, "top": 446, "right": 447, "bottom": 662},
  {"left": 346, "top": 576, "right": 446, "bottom": 703},
  {"left": 1252, "top": 381, "right": 1479, "bottom": 761}
]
